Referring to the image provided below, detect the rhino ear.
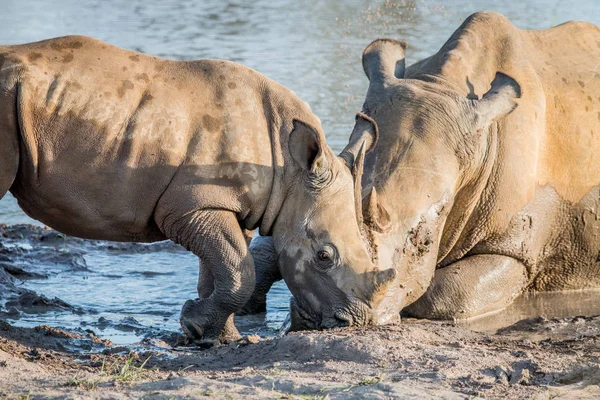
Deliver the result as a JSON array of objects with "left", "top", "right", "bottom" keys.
[
  {"left": 289, "top": 119, "right": 329, "bottom": 176},
  {"left": 363, "top": 188, "right": 392, "bottom": 234},
  {"left": 374, "top": 268, "right": 397, "bottom": 290},
  {"left": 362, "top": 38, "right": 407, "bottom": 84},
  {"left": 472, "top": 72, "right": 521, "bottom": 129}
]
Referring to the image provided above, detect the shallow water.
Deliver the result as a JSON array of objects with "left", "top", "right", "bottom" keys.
[
  {"left": 460, "top": 289, "right": 600, "bottom": 336},
  {"left": 1, "top": 0, "right": 600, "bottom": 343}
]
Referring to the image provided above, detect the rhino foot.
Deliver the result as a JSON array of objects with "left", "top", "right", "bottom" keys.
[
  {"left": 219, "top": 314, "right": 242, "bottom": 343},
  {"left": 180, "top": 298, "right": 241, "bottom": 347},
  {"left": 404, "top": 255, "right": 528, "bottom": 320}
]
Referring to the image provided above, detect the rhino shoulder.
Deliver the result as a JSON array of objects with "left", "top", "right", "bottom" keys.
[
  {"left": 441, "top": 11, "right": 519, "bottom": 55},
  {"left": 459, "top": 11, "right": 515, "bottom": 33}
]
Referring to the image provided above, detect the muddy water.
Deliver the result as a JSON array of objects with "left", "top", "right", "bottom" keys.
[
  {"left": 1, "top": 0, "right": 600, "bottom": 344},
  {"left": 460, "top": 290, "right": 600, "bottom": 336}
]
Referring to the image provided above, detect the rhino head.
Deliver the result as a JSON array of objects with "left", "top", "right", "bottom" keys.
[
  {"left": 341, "top": 39, "right": 522, "bottom": 314},
  {"left": 269, "top": 119, "right": 398, "bottom": 330}
]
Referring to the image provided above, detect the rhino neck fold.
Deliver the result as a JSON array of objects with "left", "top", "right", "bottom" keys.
[
  {"left": 258, "top": 160, "right": 284, "bottom": 236},
  {"left": 436, "top": 121, "right": 500, "bottom": 267},
  {"left": 258, "top": 103, "right": 287, "bottom": 237}
]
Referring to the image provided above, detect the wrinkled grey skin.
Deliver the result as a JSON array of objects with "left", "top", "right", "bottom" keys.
[
  {"left": 237, "top": 235, "right": 279, "bottom": 315},
  {"left": 250, "top": 12, "right": 600, "bottom": 328},
  {"left": 0, "top": 35, "right": 378, "bottom": 345}
]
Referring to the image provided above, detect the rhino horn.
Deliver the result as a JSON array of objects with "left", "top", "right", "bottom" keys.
[
  {"left": 362, "top": 38, "right": 407, "bottom": 84},
  {"left": 339, "top": 113, "right": 380, "bottom": 226},
  {"left": 374, "top": 268, "right": 397, "bottom": 291},
  {"left": 351, "top": 142, "right": 366, "bottom": 227},
  {"left": 363, "top": 188, "right": 392, "bottom": 234},
  {"left": 339, "top": 112, "right": 378, "bottom": 171}
]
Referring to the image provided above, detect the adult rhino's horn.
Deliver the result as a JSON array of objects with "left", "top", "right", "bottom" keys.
[
  {"left": 351, "top": 142, "right": 366, "bottom": 227},
  {"left": 363, "top": 188, "right": 392, "bottom": 234},
  {"left": 362, "top": 38, "right": 407, "bottom": 84},
  {"left": 339, "top": 113, "right": 379, "bottom": 226},
  {"left": 339, "top": 112, "right": 379, "bottom": 171}
]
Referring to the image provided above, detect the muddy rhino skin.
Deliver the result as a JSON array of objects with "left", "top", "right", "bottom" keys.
[{"left": 350, "top": 11, "right": 600, "bottom": 320}]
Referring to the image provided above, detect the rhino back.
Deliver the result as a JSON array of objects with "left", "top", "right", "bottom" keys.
[
  {"left": 522, "top": 21, "right": 600, "bottom": 203},
  {"left": 3, "top": 36, "right": 275, "bottom": 242},
  {"left": 407, "top": 12, "right": 600, "bottom": 203}
]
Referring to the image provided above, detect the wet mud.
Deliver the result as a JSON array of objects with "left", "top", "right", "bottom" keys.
[
  {"left": 0, "top": 224, "right": 182, "bottom": 330},
  {"left": 0, "top": 223, "right": 599, "bottom": 398},
  {"left": 0, "top": 224, "right": 290, "bottom": 345},
  {"left": 0, "top": 316, "right": 599, "bottom": 399}
]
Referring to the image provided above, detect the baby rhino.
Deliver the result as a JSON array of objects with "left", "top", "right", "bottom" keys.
[{"left": 0, "top": 36, "right": 381, "bottom": 346}]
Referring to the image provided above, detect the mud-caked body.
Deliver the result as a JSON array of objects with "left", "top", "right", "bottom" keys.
[{"left": 349, "top": 12, "right": 600, "bottom": 320}]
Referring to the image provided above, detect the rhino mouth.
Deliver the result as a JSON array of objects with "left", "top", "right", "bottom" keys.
[
  {"left": 289, "top": 297, "right": 318, "bottom": 331},
  {"left": 290, "top": 297, "right": 370, "bottom": 331}
]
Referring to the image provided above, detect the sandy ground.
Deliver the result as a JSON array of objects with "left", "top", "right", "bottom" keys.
[
  {"left": 1, "top": 224, "right": 599, "bottom": 399},
  {"left": 0, "top": 315, "right": 599, "bottom": 399}
]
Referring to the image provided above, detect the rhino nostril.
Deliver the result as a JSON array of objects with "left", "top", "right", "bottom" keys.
[{"left": 334, "top": 311, "right": 353, "bottom": 327}]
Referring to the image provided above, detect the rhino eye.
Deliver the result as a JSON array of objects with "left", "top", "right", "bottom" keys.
[
  {"left": 315, "top": 244, "right": 338, "bottom": 270},
  {"left": 317, "top": 250, "right": 331, "bottom": 261}
]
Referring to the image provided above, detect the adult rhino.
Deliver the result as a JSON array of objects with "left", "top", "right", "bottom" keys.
[
  {"left": 0, "top": 35, "right": 387, "bottom": 345},
  {"left": 249, "top": 11, "right": 600, "bottom": 329}
]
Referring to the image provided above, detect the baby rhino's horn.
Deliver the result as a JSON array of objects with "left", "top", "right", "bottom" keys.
[{"left": 374, "top": 268, "right": 397, "bottom": 290}]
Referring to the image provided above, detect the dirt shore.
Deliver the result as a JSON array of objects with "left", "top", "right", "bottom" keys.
[
  {"left": 1, "top": 314, "right": 599, "bottom": 399},
  {"left": 1, "top": 224, "right": 599, "bottom": 399}
]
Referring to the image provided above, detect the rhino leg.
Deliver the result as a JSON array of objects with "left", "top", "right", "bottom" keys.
[
  {"left": 404, "top": 255, "right": 528, "bottom": 320},
  {"left": 0, "top": 103, "right": 19, "bottom": 201},
  {"left": 0, "top": 161, "right": 16, "bottom": 201},
  {"left": 160, "top": 209, "right": 256, "bottom": 346},
  {"left": 197, "top": 261, "right": 215, "bottom": 298},
  {"left": 197, "top": 256, "right": 247, "bottom": 339},
  {"left": 237, "top": 235, "right": 281, "bottom": 316}
]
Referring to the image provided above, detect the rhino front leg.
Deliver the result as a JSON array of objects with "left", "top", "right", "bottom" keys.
[
  {"left": 195, "top": 262, "right": 240, "bottom": 341},
  {"left": 0, "top": 107, "right": 19, "bottom": 201},
  {"left": 404, "top": 255, "right": 528, "bottom": 320},
  {"left": 237, "top": 235, "right": 281, "bottom": 315},
  {"left": 161, "top": 209, "right": 255, "bottom": 346}
]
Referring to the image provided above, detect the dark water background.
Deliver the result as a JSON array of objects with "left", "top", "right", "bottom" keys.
[{"left": 1, "top": 0, "right": 599, "bottom": 344}]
